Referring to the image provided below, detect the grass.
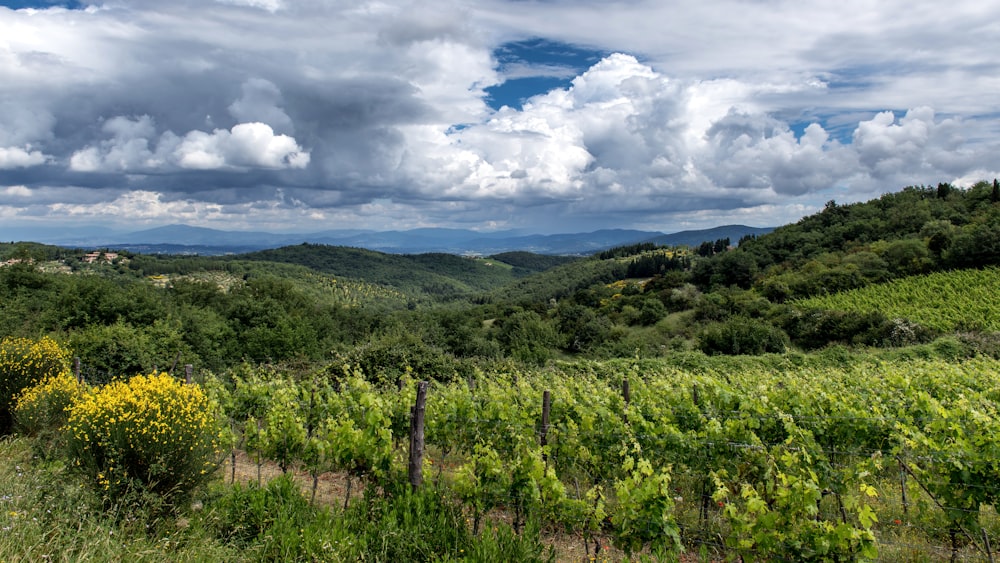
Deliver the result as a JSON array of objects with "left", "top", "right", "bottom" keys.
[
  {"left": 0, "top": 437, "right": 240, "bottom": 562},
  {"left": 0, "top": 436, "right": 553, "bottom": 562}
]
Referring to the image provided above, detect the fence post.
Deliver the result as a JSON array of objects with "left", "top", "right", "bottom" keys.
[
  {"left": 185, "top": 364, "right": 193, "bottom": 384},
  {"left": 540, "top": 390, "right": 551, "bottom": 464},
  {"left": 622, "top": 378, "right": 631, "bottom": 425},
  {"left": 899, "top": 457, "right": 909, "bottom": 516},
  {"left": 408, "top": 381, "right": 428, "bottom": 490},
  {"left": 74, "top": 357, "right": 82, "bottom": 384}
]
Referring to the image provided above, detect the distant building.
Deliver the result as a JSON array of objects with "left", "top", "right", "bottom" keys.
[{"left": 82, "top": 251, "right": 120, "bottom": 264}]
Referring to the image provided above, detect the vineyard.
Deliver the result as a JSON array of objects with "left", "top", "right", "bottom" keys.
[
  {"left": 796, "top": 268, "right": 1000, "bottom": 333},
  {"left": 200, "top": 354, "right": 1000, "bottom": 561},
  {"left": 4, "top": 184, "right": 1000, "bottom": 560}
]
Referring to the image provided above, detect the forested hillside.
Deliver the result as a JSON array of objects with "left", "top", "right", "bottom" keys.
[{"left": 1, "top": 180, "right": 999, "bottom": 378}]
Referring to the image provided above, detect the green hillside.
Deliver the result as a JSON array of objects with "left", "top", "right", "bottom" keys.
[
  {"left": 3, "top": 180, "right": 1000, "bottom": 374},
  {"left": 242, "top": 244, "right": 534, "bottom": 298},
  {"left": 797, "top": 267, "right": 1000, "bottom": 332}
]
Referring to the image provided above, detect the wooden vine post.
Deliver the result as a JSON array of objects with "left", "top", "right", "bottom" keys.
[
  {"left": 899, "top": 457, "right": 909, "bottom": 516},
  {"left": 540, "top": 390, "right": 551, "bottom": 464},
  {"left": 408, "top": 381, "right": 428, "bottom": 490},
  {"left": 622, "top": 378, "right": 631, "bottom": 425}
]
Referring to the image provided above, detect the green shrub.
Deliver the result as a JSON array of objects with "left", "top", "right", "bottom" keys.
[
  {"left": 778, "top": 308, "right": 887, "bottom": 349},
  {"left": 14, "top": 371, "right": 84, "bottom": 435},
  {"left": 0, "top": 336, "right": 72, "bottom": 434},
  {"left": 14, "top": 371, "right": 85, "bottom": 458},
  {"left": 698, "top": 317, "right": 788, "bottom": 355},
  {"left": 956, "top": 332, "right": 1000, "bottom": 359},
  {"left": 65, "top": 372, "right": 224, "bottom": 505}
]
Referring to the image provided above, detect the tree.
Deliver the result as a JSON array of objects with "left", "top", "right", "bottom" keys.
[
  {"left": 495, "top": 309, "right": 557, "bottom": 364},
  {"left": 698, "top": 316, "right": 788, "bottom": 355},
  {"left": 943, "top": 213, "right": 1000, "bottom": 268},
  {"left": 711, "top": 251, "right": 758, "bottom": 289}
]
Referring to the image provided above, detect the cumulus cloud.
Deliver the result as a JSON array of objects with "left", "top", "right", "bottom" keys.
[
  {"left": 69, "top": 115, "right": 159, "bottom": 172},
  {"left": 174, "top": 122, "right": 310, "bottom": 170},
  {"left": 700, "top": 113, "right": 854, "bottom": 196},
  {"left": 852, "top": 107, "right": 975, "bottom": 179},
  {"left": 399, "top": 53, "right": 838, "bottom": 209},
  {"left": 69, "top": 118, "right": 309, "bottom": 172},
  {"left": 0, "top": 146, "right": 48, "bottom": 169}
]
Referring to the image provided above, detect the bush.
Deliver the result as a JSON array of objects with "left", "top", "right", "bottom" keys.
[
  {"left": 0, "top": 336, "right": 72, "bottom": 434},
  {"left": 778, "top": 308, "right": 888, "bottom": 350},
  {"left": 345, "top": 332, "right": 460, "bottom": 385},
  {"left": 955, "top": 332, "right": 1000, "bottom": 359},
  {"left": 698, "top": 317, "right": 789, "bottom": 355},
  {"left": 14, "top": 371, "right": 85, "bottom": 458},
  {"left": 65, "top": 372, "right": 223, "bottom": 504},
  {"left": 876, "top": 318, "right": 935, "bottom": 347}
]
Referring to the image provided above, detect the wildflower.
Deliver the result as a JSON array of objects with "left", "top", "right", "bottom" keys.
[{"left": 66, "top": 372, "right": 223, "bottom": 502}]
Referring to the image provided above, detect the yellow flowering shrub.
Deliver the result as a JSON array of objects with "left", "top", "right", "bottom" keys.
[
  {"left": 14, "top": 371, "right": 85, "bottom": 438},
  {"left": 66, "top": 372, "right": 224, "bottom": 503},
  {"left": 0, "top": 336, "right": 71, "bottom": 434}
]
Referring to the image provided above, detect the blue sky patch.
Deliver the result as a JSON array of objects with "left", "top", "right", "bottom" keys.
[
  {"left": 0, "top": 0, "right": 84, "bottom": 8},
  {"left": 485, "top": 38, "right": 608, "bottom": 111},
  {"left": 788, "top": 110, "right": 894, "bottom": 146}
]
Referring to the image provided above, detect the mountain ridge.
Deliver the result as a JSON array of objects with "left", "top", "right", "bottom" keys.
[{"left": 14, "top": 223, "right": 774, "bottom": 256}]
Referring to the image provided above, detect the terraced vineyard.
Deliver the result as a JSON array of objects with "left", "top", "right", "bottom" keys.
[{"left": 797, "top": 267, "right": 1000, "bottom": 332}]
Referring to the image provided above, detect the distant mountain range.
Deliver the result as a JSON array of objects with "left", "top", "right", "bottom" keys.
[{"left": 15, "top": 224, "right": 774, "bottom": 256}]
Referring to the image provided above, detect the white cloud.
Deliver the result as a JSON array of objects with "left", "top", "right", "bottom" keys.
[
  {"left": 3, "top": 185, "right": 32, "bottom": 198},
  {"left": 69, "top": 115, "right": 159, "bottom": 172},
  {"left": 851, "top": 107, "right": 976, "bottom": 179},
  {"left": 49, "top": 190, "right": 222, "bottom": 222},
  {"left": 70, "top": 118, "right": 309, "bottom": 172},
  {"left": 391, "top": 51, "right": 1000, "bottom": 226},
  {"left": 216, "top": 0, "right": 283, "bottom": 12},
  {"left": 700, "top": 113, "right": 855, "bottom": 196},
  {"left": 174, "top": 122, "right": 310, "bottom": 170},
  {"left": 0, "top": 146, "right": 47, "bottom": 169}
]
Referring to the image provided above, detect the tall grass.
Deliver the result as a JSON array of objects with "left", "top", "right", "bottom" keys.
[
  {"left": 0, "top": 437, "right": 240, "bottom": 562},
  {"left": 0, "top": 437, "right": 551, "bottom": 562}
]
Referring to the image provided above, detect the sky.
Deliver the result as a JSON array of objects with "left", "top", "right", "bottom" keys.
[{"left": 1, "top": 0, "right": 999, "bottom": 237}]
